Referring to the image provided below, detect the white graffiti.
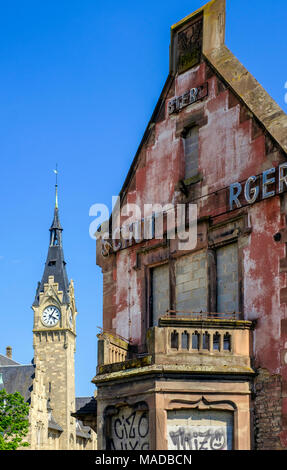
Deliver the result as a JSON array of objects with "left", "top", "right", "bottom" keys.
[{"left": 169, "top": 426, "right": 227, "bottom": 450}]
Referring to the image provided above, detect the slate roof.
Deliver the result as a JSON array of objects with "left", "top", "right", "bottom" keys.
[
  {"left": 47, "top": 399, "right": 63, "bottom": 432},
  {"left": 72, "top": 397, "right": 97, "bottom": 437},
  {"left": 33, "top": 206, "right": 70, "bottom": 306},
  {"left": 76, "top": 420, "right": 92, "bottom": 440},
  {"left": 75, "top": 396, "right": 97, "bottom": 416},
  {"left": 0, "top": 354, "right": 20, "bottom": 366},
  {"left": 0, "top": 364, "right": 35, "bottom": 402},
  {"left": 48, "top": 418, "right": 63, "bottom": 432}
]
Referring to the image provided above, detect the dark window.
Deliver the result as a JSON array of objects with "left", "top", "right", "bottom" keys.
[
  {"left": 224, "top": 333, "right": 231, "bottom": 351},
  {"left": 181, "top": 331, "right": 189, "bottom": 350},
  {"left": 202, "top": 332, "right": 210, "bottom": 350},
  {"left": 192, "top": 332, "right": 200, "bottom": 350},
  {"left": 213, "top": 333, "right": 220, "bottom": 351},
  {"left": 171, "top": 331, "right": 179, "bottom": 349},
  {"left": 184, "top": 126, "right": 199, "bottom": 179}
]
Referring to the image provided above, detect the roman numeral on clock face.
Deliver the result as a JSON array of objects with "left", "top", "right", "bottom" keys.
[{"left": 42, "top": 305, "right": 61, "bottom": 327}]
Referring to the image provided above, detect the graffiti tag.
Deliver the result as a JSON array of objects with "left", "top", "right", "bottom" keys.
[
  {"left": 169, "top": 427, "right": 227, "bottom": 450},
  {"left": 108, "top": 407, "right": 149, "bottom": 450}
]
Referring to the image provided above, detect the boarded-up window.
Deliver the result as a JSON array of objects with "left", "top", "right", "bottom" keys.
[
  {"left": 216, "top": 243, "right": 239, "bottom": 313},
  {"left": 175, "top": 252, "right": 208, "bottom": 313},
  {"left": 151, "top": 264, "right": 170, "bottom": 326},
  {"left": 184, "top": 126, "right": 199, "bottom": 179},
  {"left": 167, "top": 409, "right": 233, "bottom": 450}
]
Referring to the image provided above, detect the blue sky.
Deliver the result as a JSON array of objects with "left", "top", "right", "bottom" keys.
[{"left": 0, "top": 0, "right": 286, "bottom": 397}]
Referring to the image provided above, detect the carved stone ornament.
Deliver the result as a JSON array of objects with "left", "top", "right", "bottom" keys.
[{"left": 177, "top": 18, "right": 203, "bottom": 74}]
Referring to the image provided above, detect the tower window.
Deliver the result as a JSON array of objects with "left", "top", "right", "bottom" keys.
[
  {"left": 171, "top": 331, "right": 179, "bottom": 349},
  {"left": 181, "top": 331, "right": 189, "bottom": 350},
  {"left": 202, "top": 332, "right": 210, "bottom": 350},
  {"left": 184, "top": 126, "right": 199, "bottom": 180},
  {"left": 213, "top": 333, "right": 220, "bottom": 351},
  {"left": 192, "top": 332, "right": 200, "bottom": 350},
  {"left": 224, "top": 333, "right": 231, "bottom": 351}
]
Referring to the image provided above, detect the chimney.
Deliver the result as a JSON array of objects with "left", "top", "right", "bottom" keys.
[{"left": 6, "top": 346, "right": 12, "bottom": 359}]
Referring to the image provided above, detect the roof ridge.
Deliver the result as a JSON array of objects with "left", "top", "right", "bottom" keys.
[
  {"left": 205, "top": 45, "right": 287, "bottom": 154},
  {"left": 0, "top": 363, "right": 34, "bottom": 368}
]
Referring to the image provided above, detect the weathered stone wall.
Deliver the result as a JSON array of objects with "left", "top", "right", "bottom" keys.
[
  {"left": 32, "top": 276, "right": 78, "bottom": 450},
  {"left": 27, "top": 362, "right": 49, "bottom": 450},
  {"left": 33, "top": 331, "right": 76, "bottom": 449},
  {"left": 254, "top": 369, "right": 283, "bottom": 450},
  {"left": 95, "top": 0, "right": 287, "bottom": 450}
]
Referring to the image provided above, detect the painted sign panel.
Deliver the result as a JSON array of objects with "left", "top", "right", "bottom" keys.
[
  {"left": 229, "top": 164, "right": 287, "bottom": 211},
  {"left": 107, "top": 405, "right": 149, "bottom": 450},
  {"left": 168, "top": 83, "right": 208, "bottom": 115},
  {"left": 167, "top": 409, "right": 233, "bottom": 450}
]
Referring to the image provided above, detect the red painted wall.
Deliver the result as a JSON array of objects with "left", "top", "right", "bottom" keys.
[{"left": 99, "top": 58, "right": 287, "bottom": 381}]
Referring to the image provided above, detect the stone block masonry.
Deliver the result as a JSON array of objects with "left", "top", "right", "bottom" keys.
[
  {"left": 175, "top": 251, "right": 208, "bottom": 312},
  {"left": 254, "top": 369, "right": 283, "bottom": 450}
]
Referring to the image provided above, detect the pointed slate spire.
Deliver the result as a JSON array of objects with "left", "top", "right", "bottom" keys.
[
  {"left": 33, "top": 176, "right": 70, "bottom": 306},
  {"left": 49, "top": 206, "right": 63, "bottom": 246}
]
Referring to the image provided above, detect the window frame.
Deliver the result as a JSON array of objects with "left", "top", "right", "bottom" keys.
[{"left": 182, "top": 125, "right": 199, "bottom": 181}]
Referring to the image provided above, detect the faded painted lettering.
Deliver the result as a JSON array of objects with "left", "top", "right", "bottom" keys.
[{"left": 168, "top": 83, "right": 208, "bottom": 115}]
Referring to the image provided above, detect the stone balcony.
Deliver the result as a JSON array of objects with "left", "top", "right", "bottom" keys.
[{"left": 96, "top": 313, "right": 255, "bottom": 382}]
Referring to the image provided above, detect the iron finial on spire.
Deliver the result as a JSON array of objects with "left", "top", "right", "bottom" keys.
[{"left": 53, "top": 164, "right": 58, "bottom": 209}]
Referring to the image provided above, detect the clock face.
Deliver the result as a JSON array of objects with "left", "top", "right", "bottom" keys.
[{"left": 42, "top": 306, "right": 61, "bottom": 327}]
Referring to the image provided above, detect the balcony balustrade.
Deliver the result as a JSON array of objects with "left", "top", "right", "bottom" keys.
[{"left": 96, "top": 312, "right": 255, "bottom": 376}]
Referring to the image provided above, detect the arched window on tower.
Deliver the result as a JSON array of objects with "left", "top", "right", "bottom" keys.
[
  {"left": 213, "top": 332, "right": 220, "bottom": 351},
  {"left": 171, "top": 331, "right": 179, "bottom": 349},
  {"left": 181, "top": 331, "right": 189, "bottom": 350},
  {"left": 224, "top": 333, "right": 231, "bottom": 351}
]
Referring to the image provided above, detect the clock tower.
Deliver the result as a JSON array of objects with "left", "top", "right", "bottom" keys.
[{"left": 32, "top": 186, "right": 77, "bottom": 449}]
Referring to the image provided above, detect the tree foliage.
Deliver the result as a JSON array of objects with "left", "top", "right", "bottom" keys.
[{"left": 0, "top": 389, "right": 30, "bottom": 450}]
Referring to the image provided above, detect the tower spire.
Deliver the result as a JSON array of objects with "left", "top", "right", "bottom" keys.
[{"left": 33, "top": 170, "right": 69, "bottom": 306}]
